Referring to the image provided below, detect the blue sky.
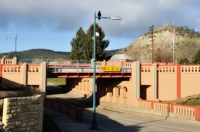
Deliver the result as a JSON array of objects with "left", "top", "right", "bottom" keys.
[{"left": 0, "top": 0, "right": 200, "bottom": 53}]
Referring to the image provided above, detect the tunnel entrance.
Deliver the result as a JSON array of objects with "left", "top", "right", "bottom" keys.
[{"left": 140, "top": 85, "right": 151, "bottom": 100}]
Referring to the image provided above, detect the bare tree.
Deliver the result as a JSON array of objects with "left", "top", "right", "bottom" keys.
[
  {"left": 126, "top": 44, "right": 145, "bottom": 61},
  {"left": 154, "top": 47, "right": 172, "bottom": 62}
]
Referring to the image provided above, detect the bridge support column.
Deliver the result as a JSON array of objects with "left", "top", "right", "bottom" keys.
[
  {"left": 153, "top": 63, "right": 158, "bottom": 99},
  {"left": 13, "top": 57, "right": 17, "bottom": 64},
  {"left": 133, "top": 61, "right": 140, "bottom": 99},
  {"left": 1, "top": 57, "right": 5, "bottom": 64},
  {"left": 22, "top": 63, "right": 27, "bottom": 86},
  {"left": 41, "top": 62, "right": 47, "bottom": 93}
]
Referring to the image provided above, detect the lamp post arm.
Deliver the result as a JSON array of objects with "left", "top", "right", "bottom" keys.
[
  {"left": 95, "top": 16, "right": 111, "bottom": 19},
  {"left": 95, "top": 16, "right": 121, "bottom": 20}
]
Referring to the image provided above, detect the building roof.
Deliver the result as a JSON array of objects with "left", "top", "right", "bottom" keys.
[{"left": 110, "top": 54, "right": 133, "bottom": 60}]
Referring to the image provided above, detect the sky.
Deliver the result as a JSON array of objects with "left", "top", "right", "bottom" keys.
[{"left": 0, "top": 0, "right": 200, "bottom": 53}]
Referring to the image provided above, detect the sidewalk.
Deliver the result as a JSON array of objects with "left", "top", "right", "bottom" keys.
[{"left": 44, "top": 107, "right": 102, "bottom": 132}]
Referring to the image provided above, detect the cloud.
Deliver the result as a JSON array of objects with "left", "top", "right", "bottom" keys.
[{"left": 0, "top": 0, "right": 200, "bottom": 39}]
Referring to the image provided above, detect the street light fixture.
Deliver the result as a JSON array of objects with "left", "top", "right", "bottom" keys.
[{"left": 91, "top": 11, "right": 121, "bottom": 130}]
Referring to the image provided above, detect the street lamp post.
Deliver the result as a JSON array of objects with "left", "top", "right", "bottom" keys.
[
  {"left": 15, "top": 34, "right": 17, "bottom": 57},
  {"left": 91, "top": 11, "right": 121, "bottom": 130}
]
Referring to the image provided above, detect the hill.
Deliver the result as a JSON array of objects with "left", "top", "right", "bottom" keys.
[
  {"left": 0, "top": 48, "right": 121, "bottom": 60},
  {"left": 125, "top": 25, "right": 200, "bottom": 63},
  {"left": 0, "top": 49, "right": 70, "bottom": 59}
]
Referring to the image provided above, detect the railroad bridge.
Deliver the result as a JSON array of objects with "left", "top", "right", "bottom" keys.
[{"left": 1, "top": 57, "right": 200, "bottom": 121}]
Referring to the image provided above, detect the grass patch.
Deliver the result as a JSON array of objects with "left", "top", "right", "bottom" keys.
[
  {"left": 163, "top": 94, "right": 200, "bottom": 106},
  {"left": 181, "top": 101, "right": 200, "bottom": 106},
  {"left": 47, "top": 78, "right": 66, "bottom": 86}
]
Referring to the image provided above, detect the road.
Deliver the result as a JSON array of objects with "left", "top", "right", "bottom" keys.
[
  {"left": 47, "top": 86, "right": 200, "bottom": 132},
  {"left": 84, "top": 107, "right": 200, "bottom": 132}
]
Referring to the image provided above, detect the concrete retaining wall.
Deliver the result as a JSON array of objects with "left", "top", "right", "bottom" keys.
[
  {"left": 0, "top": 62, "right": 47, "bottom": 92},
  {"left": 44, "top": 98, "right": 83, "bottom": 122},
  {"left": 2, "top": 94, "right": 44, "bottom": 132},
  {"left": 100, "top": 101, "right": 168, "bottom": 118},
  {"left": 99, "top": 101, "right": 197, "bottom": 122}
]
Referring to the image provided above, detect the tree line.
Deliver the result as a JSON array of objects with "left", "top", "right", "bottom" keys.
[
  {"left": 0, "top": 49, "right": 70, "bottom": 59},
  {"left": 0, "top": 48, "right": 120, "bottom": 60}
]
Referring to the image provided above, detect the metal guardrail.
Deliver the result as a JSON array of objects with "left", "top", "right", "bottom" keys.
[
  {"left": 47, "top": 66, "right": 132, "bottom": 73},
  {"left": 18, "top": 59, "right": 91, "bottom": 64},
  {"left": 17, "top": 59, "right": 132, "bottom": 73}
]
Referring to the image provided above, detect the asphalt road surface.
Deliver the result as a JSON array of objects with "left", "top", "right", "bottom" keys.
[{"left": 46, "top": 86, "right": 200, "bottom": 132}]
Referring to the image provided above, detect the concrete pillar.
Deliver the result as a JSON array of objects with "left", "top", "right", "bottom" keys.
[
  {"left": 13, "top": 57, "right": 17, "bottom": 64},
  {"left": 22, "top": 63, "right": 27, "bottom": 85},
  {"left": 113, "top": 87, "right": 119, "bottom": 96},
  {"left": 133, "top": 61, "right": 140, "bottom": 99},
  {"left": 121, "top": 87, "right": 127, "bottom": 98},
  {"left": 153, "top": 63, "right": 158, "bottom": 99},
  {"left": 41, "top": 62, "right": 47, "bottom": 93},
  {"left": 1, "top": 57, "right": 5, "bottom": 64}
]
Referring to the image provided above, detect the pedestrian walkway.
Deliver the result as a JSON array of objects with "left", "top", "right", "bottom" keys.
[{"left": 44, "top": 107, "right": 102, "bottom": 132}]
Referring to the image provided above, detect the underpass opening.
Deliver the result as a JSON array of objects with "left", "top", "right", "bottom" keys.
[{"left": 140, "top": 85, "right": 151, "bottom": 100}]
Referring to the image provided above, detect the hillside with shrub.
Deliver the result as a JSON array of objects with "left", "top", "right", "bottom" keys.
[{"left": 125, "top": 25, "right": 200, "bottom": 64}]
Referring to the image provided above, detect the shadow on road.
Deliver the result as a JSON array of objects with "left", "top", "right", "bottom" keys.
[{"left": 45, "top": 86, "right": 147, "bottom": 132}]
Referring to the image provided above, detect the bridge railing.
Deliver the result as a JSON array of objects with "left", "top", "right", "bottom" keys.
[
  {"left": 18, "top": 59, "right": 133, "bottom": 73},
  {"left": 18, "top": 59, "right": 53, "bottom": 64},
  {"left": 47, "top": 65, "right": 132, "bottom": 73},
  {"left": 138, "top": 99, "right": 200, "bottom": 121},
  {"left": 18, "top": 59, "right": 91, "bottom": 64}
]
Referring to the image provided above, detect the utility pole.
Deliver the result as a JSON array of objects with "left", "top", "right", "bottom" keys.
[{"left": 149, "top": 25, "right": 154, "bottom": 63}]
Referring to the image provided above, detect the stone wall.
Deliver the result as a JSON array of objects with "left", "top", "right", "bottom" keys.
[{"left": 2, "top": 94, "right": 44, "bottom": 132}]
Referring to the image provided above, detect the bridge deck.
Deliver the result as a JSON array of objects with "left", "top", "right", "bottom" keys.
[{"left": 47, "top": 65, "right": 131, "bottom": 78}]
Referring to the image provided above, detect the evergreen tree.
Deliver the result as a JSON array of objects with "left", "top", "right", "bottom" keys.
[
  {"left": 69, "top": 24, "right": 109, "bottom": 60},
  {"left": 179, "top": 58, "right": 190, "bottom": 64},
  {"left": 83, "top": 24, "right": 109, "bottom": 60},
  {"left": 82, "top": 25, "right": 93, "bottom": 60},
  {"left": 193, "top": 49, "right": 200, "bottom": 64},
  {"left": 69, "top": 27, "right": 85, "bottom": 60}
]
